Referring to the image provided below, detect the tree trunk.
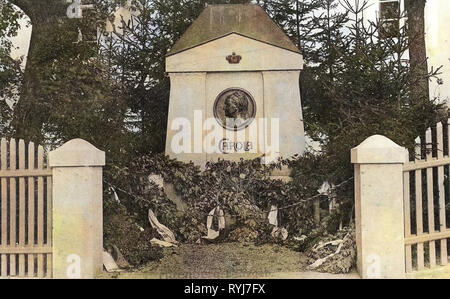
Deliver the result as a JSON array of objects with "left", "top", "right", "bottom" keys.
[
  {"left": 9, "top": 0, "right": 69, "bottom": 142},
  {"left": 405, "top": 0, "right": 429, "bottom": 102}
]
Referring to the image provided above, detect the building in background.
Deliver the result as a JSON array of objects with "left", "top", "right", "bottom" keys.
[{"left": 364, "top": 0, "right": 450, "bottom": 103}]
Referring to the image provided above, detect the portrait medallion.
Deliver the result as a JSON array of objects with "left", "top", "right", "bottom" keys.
[{"left": 213, "top": 88, "right": 256, "bottom": 131}]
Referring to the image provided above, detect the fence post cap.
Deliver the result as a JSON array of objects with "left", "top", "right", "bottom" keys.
[
  {"left": 49, "top": 138, "right": 105, "bottom": 167},
  {"left": 351, "top": 135, "right": 407, "bottom": 164}
]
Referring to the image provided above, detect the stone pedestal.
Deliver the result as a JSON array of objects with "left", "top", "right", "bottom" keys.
[
  {"left": 49, "top": 139, "right": 105, "bottom": 279},
  {"left": 351, "top": 135, "right": 407, "bottom": 279}
]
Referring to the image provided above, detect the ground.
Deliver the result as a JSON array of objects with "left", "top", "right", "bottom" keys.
[
  {"left": 407, "top": 264, "right": 450, "bottom": 279},
  {"left": 100, "top": 243, "right": 359, "bottom": 279}
]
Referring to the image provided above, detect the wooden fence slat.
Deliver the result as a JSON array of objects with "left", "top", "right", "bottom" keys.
[
  {"left": 28, "top": 142, "right": 35, "bottom": 277},
  {"left": 0, "top": 169, "right": 53, "bottom": 178},
  {"left": 46, "top": 173, "right": 52, "bottom": 278},
  {"left": 0, "top": 138, "right": 52, "bottom": 279},
  {"left": 404, "top": 156, "right": 450, "bottom": 172},
  {"left": 406, "top": 230, "right": 450, "bottom": 245},
  {"left": 46, "top": 157, "right": 52, "bottom": 278},
  {"left": 46, "top": 254, "right": 52, "bottom": 278},
  {"left": 426, "top": 128, "right": 436, "bottom": 268},
  {"left": 437, "top": 122, "right": 447, "bottom": 265},
  {"left": 415, "top": 137, "right": 425, "bottom": 271},
  {"left": 47, "top": 176, "right": 52, "bottom": 245},
  {"left": 0, "top": 246, "right": 52, "bottom": 254},
  {"left": 18, "top": 140, "right": 25, "bottom": 276},
  {"left": 1, "top": 138, "right": 7, "bottom": 277},
  {"left": 37, "top": 146, "right": 45, "bottom": 278},
  {"left": 404, "top": 149, "right": 412, "bottom": 272},
  {"left": 9, "top": 138, "right": 17, "bottom": 276}
]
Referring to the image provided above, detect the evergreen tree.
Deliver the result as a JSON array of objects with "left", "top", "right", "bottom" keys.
[
  {"left": 300, "top": 0, "right": 442, "bottom": 179},
  {"left": 0, "top": 1, "right": 130, "bottom": 168},
  {"left": 100, "top": 0, "right": 251, "bottom": 154},
  {"left": 1, "top": 0, "right": 444, "bottom": 178}
]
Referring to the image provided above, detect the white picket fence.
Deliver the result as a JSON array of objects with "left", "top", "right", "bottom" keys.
[
  {"left": 352, "top": 121, "right": 450, "bottom": 278},
  {"left": 0, "top": 138, "right": 105, "bottom": 279}
]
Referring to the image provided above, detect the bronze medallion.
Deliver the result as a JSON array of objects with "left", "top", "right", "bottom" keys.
[{"left": 213, "top": 88, "right": 256, "bottom": 131}]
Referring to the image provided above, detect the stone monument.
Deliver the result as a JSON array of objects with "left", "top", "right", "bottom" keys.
[{"left": 165, "top": 4, "right": 305, "bottom": 167}]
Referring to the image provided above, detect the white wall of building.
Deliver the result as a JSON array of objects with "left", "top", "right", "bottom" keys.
[{"left": 425, "top": 0, "right": 450, "bottom": 103}]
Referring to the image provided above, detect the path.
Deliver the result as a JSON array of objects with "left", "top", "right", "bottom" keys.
[{"left": 100, "top": 243, "right": 359, "bottom": 279}]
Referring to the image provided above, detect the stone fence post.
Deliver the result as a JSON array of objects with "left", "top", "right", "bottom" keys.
[
  {"left": 351, "top": 135, "right": 407, "bottom": 279},
  {"left": 49, "top": 139, "right": 105, "bottom": 279}
]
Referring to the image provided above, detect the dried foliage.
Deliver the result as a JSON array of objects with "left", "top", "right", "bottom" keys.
[
  {"left": 104, "top": 200, "right": 163, "bottom": 267},
  {"left": 103, "top": 152, "right": 358, "bottom": 270},
  {"left": 306, "top": 228, "right": 356, "bottom": 274},
  {"left": 106, "top": 154, "right": 322, "bottom": 245}
]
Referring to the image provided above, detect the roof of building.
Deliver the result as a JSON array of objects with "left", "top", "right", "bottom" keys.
[{"left": 167, "top": 4, "right": 300, "bottom": 56}]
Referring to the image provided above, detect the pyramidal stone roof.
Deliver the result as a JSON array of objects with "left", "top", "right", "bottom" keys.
[{"left": 167, "top": 4, "right": 300, "bottom": 56}]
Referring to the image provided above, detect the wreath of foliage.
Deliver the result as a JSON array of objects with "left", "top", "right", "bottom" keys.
[{"left": 104, "top": 153, "right": 355, "bottom": 249}]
